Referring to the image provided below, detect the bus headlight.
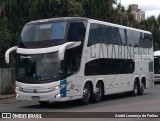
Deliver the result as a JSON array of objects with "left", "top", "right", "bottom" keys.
[
  {"left": 51, "top": 84, "right": 66, "bottom": 91},
  {"left": 49, "top": 85, "right": 60, "bottom": 91},
  {"left": 54, "top": 85, "right": 60, "bottom": 90},
  {"left": 15, "top": 86, "right": 22, "bottom": 91}
]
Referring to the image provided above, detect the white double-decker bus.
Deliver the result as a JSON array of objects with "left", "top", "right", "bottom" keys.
[
  {"left": 5, "top": 17, "right": 154, "bottom": 105},
  {"left": 154, "top": 51, "right": 160, "bottom": 82}
]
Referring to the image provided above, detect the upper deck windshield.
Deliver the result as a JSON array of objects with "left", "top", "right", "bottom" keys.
[{"left": 19, "top": 21, "right": 67, "bottom": 48}]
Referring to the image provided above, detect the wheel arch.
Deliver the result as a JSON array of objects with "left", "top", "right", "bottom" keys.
[
  {"left": 82, "top": 79, "right": 94, "bottom": 96},
  {"left": 134, "top": 76, "right": 140, "bottom": 88},
  {"left": 95, "top": 79, "right": 105, "bottom": 95}
]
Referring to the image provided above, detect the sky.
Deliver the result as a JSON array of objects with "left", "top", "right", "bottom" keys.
[{"left": 120, "top": 0, "right": 160, "bottom": 18}]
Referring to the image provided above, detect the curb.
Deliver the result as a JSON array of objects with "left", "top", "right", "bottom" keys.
[{"left": 0, "top": 94, "right": 15, "bottom": 100}]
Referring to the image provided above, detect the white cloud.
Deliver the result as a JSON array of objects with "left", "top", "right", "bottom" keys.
[{"left": 120, "top": 0, "right": 160, "bottom": 18}]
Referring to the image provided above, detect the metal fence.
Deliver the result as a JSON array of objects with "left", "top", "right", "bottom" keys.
[{"left": 0, "top": 68, "right": 15, "bottom": 95}]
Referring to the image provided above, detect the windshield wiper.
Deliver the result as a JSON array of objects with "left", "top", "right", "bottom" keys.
[{"left": 39, "top": 76, "right": 59, "bottom": 80}]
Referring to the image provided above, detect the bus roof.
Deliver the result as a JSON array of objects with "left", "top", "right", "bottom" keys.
[
  {"left": 27, "top": 17, "right": 88, "bottom": 24},
  {"left": 154, "top": 51, "right": 160, "bottom": 56},
  {"left": 27, "top": 17, "right": 151, "bottom": 34}
]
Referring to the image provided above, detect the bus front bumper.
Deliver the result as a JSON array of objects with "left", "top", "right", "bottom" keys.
[
  {"left": 15, "top": 90, "right": 70, "bottom": 102},
  {"left": 154, "top": 78, "right": 160, "bottom": 82}
]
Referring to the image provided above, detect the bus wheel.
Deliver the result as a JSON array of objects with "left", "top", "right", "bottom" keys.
[
  {"left": 138, "top": 82, "right": 144, "bottom": 95},
  {"left": 38, "top": 101, "right": 49, "bottom": 105},
  {"left": 93, "top": 82, "right": 103, "bottom": 103},
  {"left": 81, "top": 83, "right": 91, "bottom": 105},
  {"left": 131, "top": 81, "right": 138, "bottom": 96}
]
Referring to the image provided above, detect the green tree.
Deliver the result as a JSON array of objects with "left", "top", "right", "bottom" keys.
[
  {"left": 141, "top": 16, "right": 159, "bottom": 50},
  {"left": 153, "top": 30, "right": 160, "bottom": 50},
  {"left": 157, "top": 14, "right": 160, "bottom": 29},
  {"left": 124, "top": 6, "right": 136, "bottom": 27},
  {"left": 80, "top": 0, "right": 117, "bottom": 21},
  {"left": 0, "top": 17, "right": 13, "bottom": 67},
  {"left": 113, "top": 2, "right": 128, "bottom": 25},
  {"left": 146, "top": 16, "right": 158, "bottom": 32}
]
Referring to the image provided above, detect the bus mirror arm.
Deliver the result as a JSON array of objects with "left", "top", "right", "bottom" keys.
[
  {"left": 59, "top": 42, "right": 81, "bottom": 60},
  {"left": 5, "top": 46, "right": 17, "bottom": 63}
]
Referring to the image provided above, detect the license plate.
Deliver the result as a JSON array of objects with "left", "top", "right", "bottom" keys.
[{"left": 32, "top": 96, "right": 40, "bottom": 100}]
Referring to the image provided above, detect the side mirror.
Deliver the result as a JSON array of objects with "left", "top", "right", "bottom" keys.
[{"left": 5, "top": 46, "right": 17, "bottom": 63}]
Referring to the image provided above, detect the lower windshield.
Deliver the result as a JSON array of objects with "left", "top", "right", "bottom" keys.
[
  {"left": 16, "top": 52, "right": 62, "bottom": 83},
  {"left": 154, "top": 56, "right": 160, "bottom": 74}
]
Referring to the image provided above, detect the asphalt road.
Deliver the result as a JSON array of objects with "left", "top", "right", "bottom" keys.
[{"left": 0, "top": 84, "right": 160, "bottom": 121}]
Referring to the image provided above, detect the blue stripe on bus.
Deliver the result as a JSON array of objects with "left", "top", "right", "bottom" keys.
[{"left": 60, "top": 79, "right": 66, "bottom": 97}]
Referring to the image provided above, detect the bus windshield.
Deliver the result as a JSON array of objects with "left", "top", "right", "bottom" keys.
[
  {"left": 154, "top": 56, "right": 160, "bottom": 74},
  {"left": 16, "top": 52, "right": 63, "bottom": 83}
]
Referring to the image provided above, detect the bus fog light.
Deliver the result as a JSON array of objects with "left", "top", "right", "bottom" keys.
[
  {"left": 55, "top": 93, "right": 62, "bottom": 98},
  {"left": 16, "top": 93, "right": 19, "bottom": 97}
]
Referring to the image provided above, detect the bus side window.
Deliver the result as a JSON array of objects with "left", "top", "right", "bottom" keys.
[
  {"left": 119, "top": 28, "right": 126, "bottom": 45},
  {"left": 68, "top": 22, "right": 86, "bottom": 42},
  {"left": 126, "top": 30, "right": 136, "bottom": 46},
  {"left": 70, "top": 24, "right": 79, "bottom": 41}
]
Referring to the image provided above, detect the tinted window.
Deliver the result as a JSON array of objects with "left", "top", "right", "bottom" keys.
[
  {"left": 88, "top": 24, "right": 103, "bottom": 46},
  {"left": 134, "top": 31, "right": 141, "bottom": 47},
  {"left": 21, "top": 22, "right": 66, "bottom": 42},
  {"left": 88, "top": 24, "right": 152, "bottom": 48},
  {"left": 113, "top": 27, "right": 122, "bottom": 45},
  {"left": 52, "top": 22, "right": 66, "bottom": 40},
  {"left": 139, "top": 33, "right": 152, "bottom": 48},
  {"left": 127, "top": 30, "right": 136, "bottom": 46},
  {"left": 64, "top": 45, "right": 83, "bottom": 77},
  {"left": 102, "top": 26, "right": 122, "bottom": 45},
  {"left": 68, "top": 22, "right": 86, "bottom": 42},
  {"left": 39, "top": 24, "right": 52, "bottom": 41},
  {"left": 88, "top": 24, "right": 123, "bottom": 46},
  {"left": 119, "top": 28, "right": 126, "bottom": 45},
  {"left": 143, "top": 34, "right": 152, "bottom": 48},
  {"left": 138, "top": 32, "right": 144, "bottom": 47},
  {"left": 85, "top": 59, "right": 135, "bottom": 76},
  {"left": 102, "top": 25, "right": 114, "bottom": 44},
  {"left": 20, "top": 25, "right": 36, "bottom": 42},
  {"left": 149, "top": 61, "right": 154, "bottom": 72}
]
